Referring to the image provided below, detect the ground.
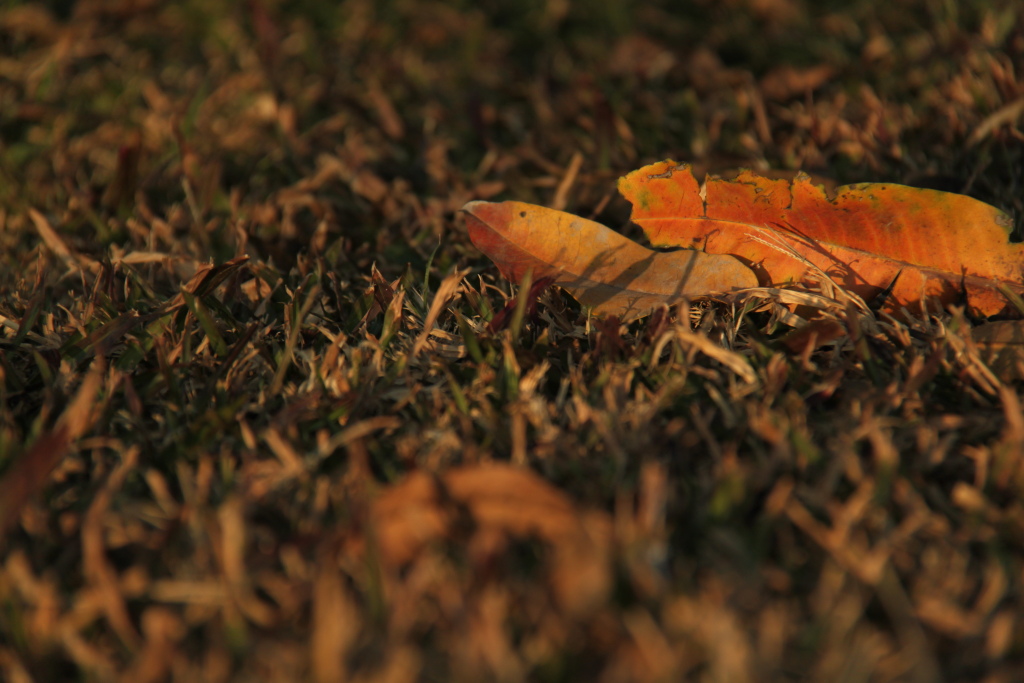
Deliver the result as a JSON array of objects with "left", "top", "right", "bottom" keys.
[{"left": 1, "top": 1, "right": 1023, "bottom": 681}]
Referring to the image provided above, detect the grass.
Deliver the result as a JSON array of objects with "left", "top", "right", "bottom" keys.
[{"left": 1, "top": 0, "right": 1024, "bottom": 681}]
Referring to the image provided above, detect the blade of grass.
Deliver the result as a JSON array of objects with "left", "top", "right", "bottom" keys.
[
  {"left": 422, "top": 240, "right": 442, "bottom": 302},
  {"left": 455, "top": 310, "right": 485, "bottom": 363},
  {"left": 182, "top": 290, "right": 228, "bottom": 357},
  {"left": 508, "top": 268, "right": 533, "bottom": 342},
  {"left": 270, "top": 281, "right": 322, "bottom": 394}
]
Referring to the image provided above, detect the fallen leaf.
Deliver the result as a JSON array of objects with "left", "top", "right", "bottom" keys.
[
  {"left": 368, "top": 464, "right": 612, "bottom": 615},
  {"left": 463, "top": 200, "right": 757, "bottom": 321},
  {"left": 620, "top": 160, "right": 1024, "bottom": 318}
]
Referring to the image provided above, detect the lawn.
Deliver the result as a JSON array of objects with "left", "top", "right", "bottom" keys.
[{"left": 1, "top": 1, "right": 1023, "bottom": 681}]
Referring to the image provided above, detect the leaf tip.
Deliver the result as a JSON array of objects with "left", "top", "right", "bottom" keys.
[
  {"left": 461, "top": 200, "right": 513, "bottom": 227},
  {"left": 461, "top": 199, "right": 490, "bottom": 214}
]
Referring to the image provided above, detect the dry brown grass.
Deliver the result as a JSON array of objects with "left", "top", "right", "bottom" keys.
[{"left": 2, "top": 1, "right": 1024, "bottom": 681}]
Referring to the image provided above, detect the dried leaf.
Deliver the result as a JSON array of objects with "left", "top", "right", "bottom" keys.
[
  {"left": 463, "top": 200, "right": 757, "bottom": 321},
  {"left": 369, "top": 464, "right": 611, "bottom": 615},
  {"left": 619, "top": 161, "right": 1024, "bottom": 318}
]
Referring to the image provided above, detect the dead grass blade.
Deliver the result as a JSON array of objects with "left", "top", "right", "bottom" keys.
[
  {"left": 82, "top": 445, "right": 142, "bottom": 650},
  {"left": 163, "top": 256, "right": 250, "bottom": 312},
  {"left": 673, "top": 325, "right": 758, "bottom": 383},
  {"left": 311, "top": 542, "right": 360, "bottom": 683},
  {"left": 270, "top": 280, "right": 322, "bottom": 394},
  {"left": 973, "top": 320, "right": 1024, "bottom": 381},
  {"left": 412, "top": 269, "right": 467, "bottom": 356},
  {"left": 28, "top": 208, "right": 99, "bottom": 275}
]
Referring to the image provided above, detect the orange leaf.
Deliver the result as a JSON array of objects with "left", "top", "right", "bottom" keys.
[
  {"left": 463, "top": 200, "right": 757, "bottom": 321},
  {"left": 619, "top": 160, "right": 1024, "bottom": 318},
  {"left": 368, "top": 464, "right": 612, "bottom": 615}
]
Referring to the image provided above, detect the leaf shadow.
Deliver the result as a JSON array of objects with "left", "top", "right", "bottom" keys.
[{"left": 563, "top": 241, "right": 705, "bottom": 319}]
